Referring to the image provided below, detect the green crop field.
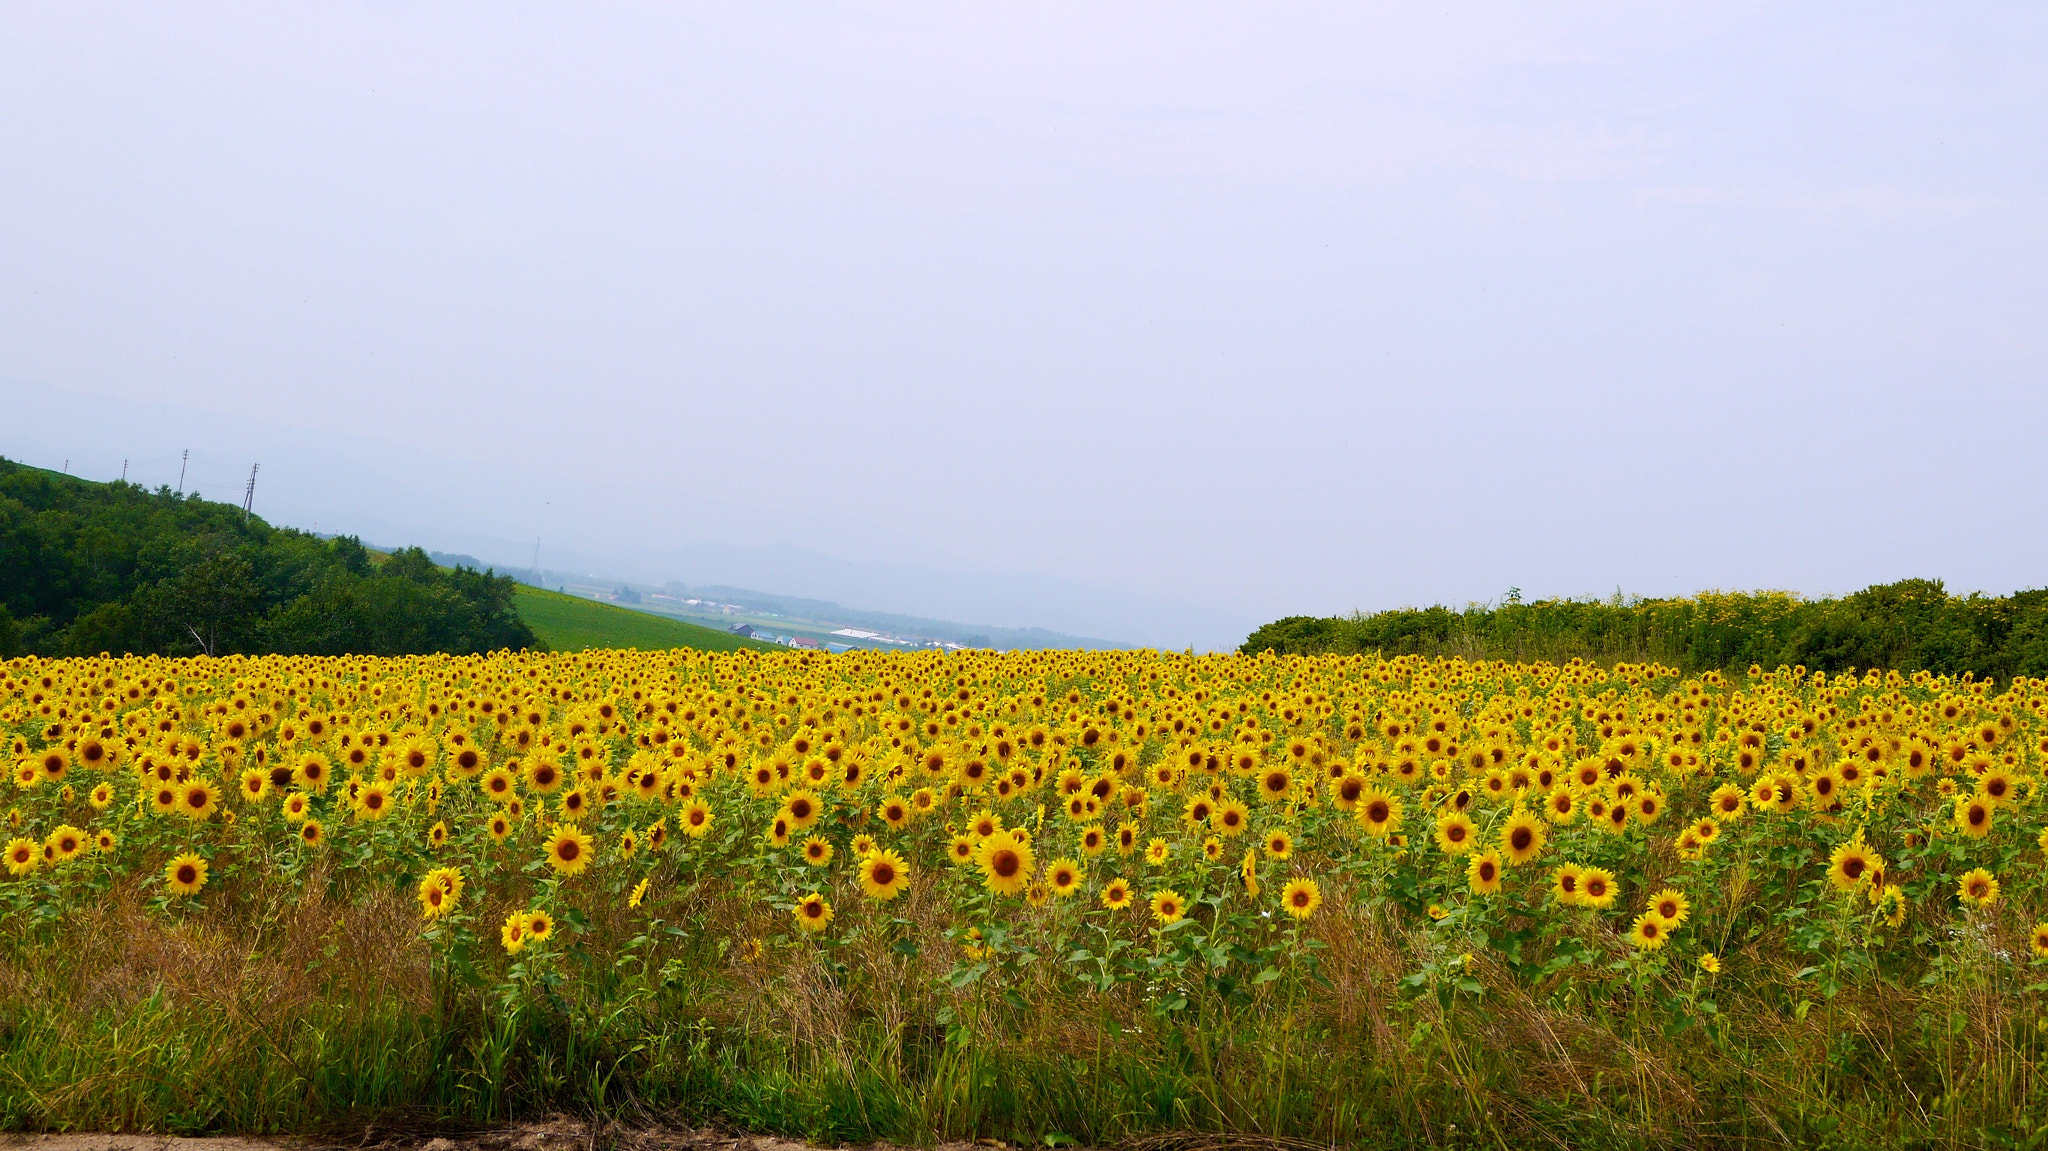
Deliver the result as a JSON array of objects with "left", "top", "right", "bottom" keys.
[{"left": 513, "top": 585, "right": 774, "bottom": 652}]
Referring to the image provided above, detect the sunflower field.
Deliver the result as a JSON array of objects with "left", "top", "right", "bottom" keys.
[{"left": 3, "top": 649, "right": 2047, "bottom": 1147}]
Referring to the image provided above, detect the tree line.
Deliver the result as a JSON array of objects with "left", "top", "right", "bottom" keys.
[
  {"left": 0, "top": 457, "right": 539, "bottom": 658},
  {"left": 1240, "top": 580, "right": 2048, "bottom": 682}
]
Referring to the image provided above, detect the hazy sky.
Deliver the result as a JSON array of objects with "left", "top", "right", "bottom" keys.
[{"left": 4, "top": 4, "right": 2045, "bottom": 651}]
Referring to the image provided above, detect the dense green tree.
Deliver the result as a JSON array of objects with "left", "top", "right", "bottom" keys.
[
  {"left": 1243, "top": 579, "right": 2048, "bottom": 682},
  {"left": 0, "top": 457, "right": 539, "bottom": 657}
]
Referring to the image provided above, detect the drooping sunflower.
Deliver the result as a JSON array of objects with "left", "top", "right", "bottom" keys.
[
  {"left": 860, "top": 848, "right": 910, "bottom": 901},
  {"left": 1280, "top": 877, "right": 1322, "bottom": 920},
  {"left": 165, "top": 852, "right": 208, "bottom": 896},
  {"left": 544, "top": 823, "right": 594, "bottom": 876},
  {"left": 794, "top": 891, "right": 835, "bottom": 933}
]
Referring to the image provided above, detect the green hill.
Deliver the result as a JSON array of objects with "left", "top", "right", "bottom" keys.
[{"left": 513, "top": 585, "right": 776, "bottom": 653}]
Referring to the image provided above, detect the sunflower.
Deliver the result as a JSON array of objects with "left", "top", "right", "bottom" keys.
[
  {"left": 94, "top": 829, "right": 117, "bottom": 853},
  {"left": 794, "top": 891, "right": 834, "bottom": 933},
  {"left": 1698, "top": 952, "right": 1721, "bottom": 974},
  {"left": 1958, "top": 867, "right": 2000, "bottom": 908},
  {"left": 1544, "top": 788, "right": 1578, "bottom": 824},
  {"left": 784, "top": 788, "right": 824, "bottom": 830},
  {"left": 1433, "top": 811, "right": 1478, "bottom": 856},
  {"left": 877, "top": 795, "right": 911, "bottom": 829},
  {"left": 1101, "top": 877, "right": 1134, "bottom": 910},
  {"left": 427, "top": 820, "right": 450, "bottom": 849},
  {"left": 860, "top": 848, "right": 910, "bottom": 900},
  {"left": 1467, "top": 851, "right": 1503, "bottom": 895},
  {"left": 1578, "top": 866, "right": 1618, "bottom": 909},
  {"left": 1047, "top": 857, "right": 1082, "bottom": 897},
  {"left": 1710, "top": 783, "right": 1746, "bottom": 820},
  {"left": 89, "top": 781, "right": 114, "bottom": 809},
  {"left": 525, "top": 909, "right": 555, "bottom": 942},
  {"left": 299, "top": 819, "right": 324, "bottom": 846},
  {"left": 1149, "top": 888, "right": 1186, "bottom": 924},
  {"left": 353, "top": 782, "right": 393, "bottom": 821},
  {"left": 2030, "top": 923, "right": 2048, "bottom": 959},
  {"left": 1202, "top": 836, "right": 1225, "bottom": 862},
  {"left": 680, "top": 799, "right": 713, "bottom": 838},
  {"left": 1647, "top": 888, "right": 1690, "bottom": 926},
  {"left": 947, "top": 833, "right": 977, "bottom": 866},
  {"left": 501, "top": 912, "right": 529, "bottom": 954},
  {"left": 1080, "top": 824, "right": 1107, "bottom": 857},
  {"left": 1114, "top": 821, "right": 1140, "bottom": 856},
  {"left": 45, "top": 825, "right": 84, "bottom": 863},
  {"left": 1954, "top": 795, "right": 1994, "bottom": 838},
  {"left": 1500, "top": 809, "right": 1546, "bottom": 865},
  {"left": 802, "top": 835, "right": 834, "bottom": 867},
  {"left": 1264, "top": 828, "right": 1294, "bottom": 860},
  {"left": 4, "top": 837, "right": 39, "bottom": 876},
  {"left": 294, "top": 751, "right": 332, "bottom": 793},
  {"left": 1357, "top": 788, "right": 1403, "bottom": 838},
  {"left": 479, "top": 766, "right": 517, "bottom": 803},
  {"left": 544, "top": 823, "right": 594, "bottom": 876},
  {"left": 1550, "top": 862, "right": 1584, "bottom": 905},
  {"left": 629, "top": 877, "right": 651, "bottom": 909},
  {"left": 165, "top": 852, "right": 208, "bottom": 896},
  {"left": 1628, "top": 912, "right": 1668, "bottom": 950},
  {"left": 1826, "top": 839, "right": 1881, "bottom": 891},
  {"left": 178, "top": 779, "right": 221, "bottom": 820},
  {"left": 1144, "top": 837, "right": 1171, "bottom": 866},
  {"left": 417, "top": 867, "right": 463, "bottom": 919},
  {"left": 526, "top": 755, "right": 566, "bottom": 795},
  {"left": 557, "top": 787, "right": 591, "bottom": 822},
  {"left": 977, "top": 829, "right": 1034, "bottom": 896},
  {"left": 1280, "top": 877, "right": 1321, "bottom": 920}
]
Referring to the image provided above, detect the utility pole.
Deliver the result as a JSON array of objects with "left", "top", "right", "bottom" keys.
[
  {"left": 177, "top": 449, "right": 189, "bottom": 494},
  {"left": 532, "top": 538, "right": 541, "bottom": 577},
  {"left": 121, "top": 459, "right": 129, "bottom": 482},
  {"left": 241, "top": 463, "right": 259, "bottom": 521}
]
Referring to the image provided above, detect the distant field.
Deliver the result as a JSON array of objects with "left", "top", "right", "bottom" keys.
[{"left": 513, "top": 585, "right": 774, "bottom": 652}]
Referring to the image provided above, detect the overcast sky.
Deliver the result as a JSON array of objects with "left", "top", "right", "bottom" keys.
[{"left": 3, "top": 4, "right": 2045, "bottom": 651}]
